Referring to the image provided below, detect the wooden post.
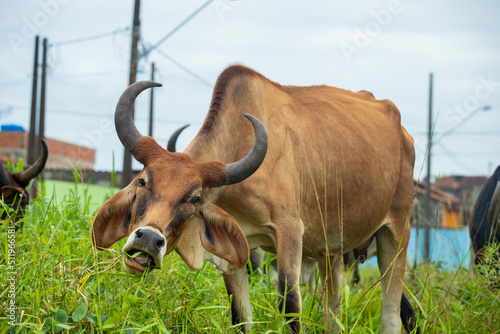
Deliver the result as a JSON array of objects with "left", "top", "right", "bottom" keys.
[
  {"left": 38, "top": 38, "right": 48, "bottom": 157},
  {"left": 148, "top": 62, "right": 155, "bottom": 137},
  {"left": 424, "top": 72, "right": 433, "bottom": 261},
  {"left": 122, "top": 0, "right": 141, "bottom": 187},
  {"left": 27, "top": 36, "right": 39, "bottom": 165}
]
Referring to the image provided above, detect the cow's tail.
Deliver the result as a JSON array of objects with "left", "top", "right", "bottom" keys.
[{"left": 400, "top": 292, "right": 420, "bottom": 333}]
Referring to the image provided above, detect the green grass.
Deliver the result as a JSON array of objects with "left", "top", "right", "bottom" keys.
[
  {"left": 41, "top": 179, "right": 118, "bottom": 214},
  {"left": 1, "top": 177, "right": 499, "bottom": 333}
]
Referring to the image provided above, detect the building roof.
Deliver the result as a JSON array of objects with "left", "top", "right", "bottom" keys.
[
  {"left": 433, "top": 175, "right": 487, "bottom": 190},
  {"left": 414, "top": 180, "right": 460, "bottom": 206}
]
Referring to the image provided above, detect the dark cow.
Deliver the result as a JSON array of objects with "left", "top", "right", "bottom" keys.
[
  {"left": 1, "top": 140, "right": 48, "bottom": 230},
  {"left": 469, "top": 165, "right": 500, "bottom": 265},
  {"left": 91, "top": 65, "right": 418, "bottom": 333}
]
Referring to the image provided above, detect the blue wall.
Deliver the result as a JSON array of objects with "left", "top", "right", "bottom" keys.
[{"left": 362, "top": 227, "right": 472, "bottom": 270}]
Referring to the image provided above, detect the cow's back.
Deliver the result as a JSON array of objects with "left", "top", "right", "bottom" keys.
[{"left": 188, "top": 65, "right": 412, "bottom": 257}]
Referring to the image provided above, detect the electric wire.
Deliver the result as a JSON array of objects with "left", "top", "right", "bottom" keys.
[
  {"left": 142, "top": 0, "right": 215, "bottom": 57},
  {"left": 49, "top": 27, "right": 130, "bottom": 47},
  {"left": 153, "top": 48, "right": 212, "bottom": 87}
]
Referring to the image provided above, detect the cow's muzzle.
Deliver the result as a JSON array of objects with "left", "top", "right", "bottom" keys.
[{"left": 122, "top": 226, "right": 166, "bottom": 276}]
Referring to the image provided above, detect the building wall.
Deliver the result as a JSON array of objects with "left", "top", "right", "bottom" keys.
[
  {"left": 362, "top": 227, "right": 472, "bottom": 270},
  {"left": 442, "top": 206, "right": 461, "bottom": 229},
  {"left": 434, "top": 176, "right": 487, "bottom": 227},
  {"left": 0, "top": 131, "right": 95, "bottom": 170}
]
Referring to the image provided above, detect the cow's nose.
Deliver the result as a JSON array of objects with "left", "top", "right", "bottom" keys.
[
  {"left": 135, "top": 229, "right": 143, "bottom": 238},
  {"left": 135, "top": 228, "right": 165, "bottom": 250}
]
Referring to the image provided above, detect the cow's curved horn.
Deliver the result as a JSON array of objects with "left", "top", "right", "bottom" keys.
[
  {"left": 0, "top": 163, "right": 11, "bottom": 186},
  {"left": 487, "top": 181, "right": 500, "bottom": 225},
  {"left": 17, "top": 139, "right": 48, "bottom": 183},
  {"left": 223, "top": 114, "right": 268, "bottom": 185},
  {"left": 167, "top": 124, "right": 190, "bottom": 152},
  {"left": 115, "top": 81, "right": 162, "bottom": 154}
]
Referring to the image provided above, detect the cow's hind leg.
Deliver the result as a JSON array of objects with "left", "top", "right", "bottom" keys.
[
  {"left": 275, "top": 222, "right": 303, "bottom": 333},
  {"left": 376, "top": 128, "right": 415, "bottom": 334},
  {"left": 401, "top": 292, "right": 419, "bottom": 333},
  {"left": 318, "top": 255, "right": 342, "bottom": 334},
  {"left": 223, "top": 267, "right": 252, "bottom": 333},
  {"left": 375, "top": 223, "right": 410, "bottom": 334}
]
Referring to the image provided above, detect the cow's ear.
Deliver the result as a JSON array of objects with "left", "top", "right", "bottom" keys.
[
  {"left": 1, "top": 186, "right": 25, "bottom": 204},
  {"left": 91, "top": 183, "right": 136, "bottom": 250},
  {"left": 198, "top": 202, "right": 249, "bottom": 269}
]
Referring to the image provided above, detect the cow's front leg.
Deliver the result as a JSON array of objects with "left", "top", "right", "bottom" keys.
[
  {"left": 223, "top": 267, "right": 252, "bottom": 333},
  {"left": 276, "top": 226, "right": 303, "bottom": 334}
]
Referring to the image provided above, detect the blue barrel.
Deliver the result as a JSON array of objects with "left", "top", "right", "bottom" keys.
[{"left": 1, "top": 124, "right": 25, "bottom": 132}]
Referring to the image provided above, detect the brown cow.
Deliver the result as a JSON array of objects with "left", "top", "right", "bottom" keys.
[
  {"left": 91, "top": 65, "right": 417, "bottom": 333},
  {"left": 1, "top": 140, "right": 48, "bottom": 230}
]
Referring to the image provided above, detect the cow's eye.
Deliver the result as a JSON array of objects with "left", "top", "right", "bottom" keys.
[
  {"left": 190, "top": 196, "right": 201, "bottom": 206},
  {"left": 138, "top": 178, "right": 146, "bottom": 188}
]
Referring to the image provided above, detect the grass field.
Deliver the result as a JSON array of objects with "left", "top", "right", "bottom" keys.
[
  {"left": 41, "top": 179, "right": 118, "bottom": 214},
  {"left": 1, "top": 178, "right": 499, "bottom": 333}
]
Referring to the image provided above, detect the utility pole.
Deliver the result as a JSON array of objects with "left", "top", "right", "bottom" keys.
[
  {"left": 38, "top": 38, "right": 48, "bottom": 156},
  {"left": 148, "top": 62, "right": 155, "bottom": 137},
  {"left": 122, "top": 0, "right": 141, "bottom": 187},
  {"left": 424, "top": 72, "right": 433, "bottom": 261},
  {"left": 27, "top": 36, "right": 39, "bottom": 165}
]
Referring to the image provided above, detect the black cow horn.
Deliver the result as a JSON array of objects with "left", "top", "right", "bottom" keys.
[
  {"left": 115, "top": 81, "right": 162, "bottom": 155},
  {"left": 17, "top": 139, "right": 48, "bottom": 184},
  {"left": 223, "top": 114, "right": 268, "bottom": 185},
  {"left": 488, "top": 181, "right": 500, "bottom": 225},
  {"left": 0, "top": 163, "right": 10, "bottom": 186},
  {"left": 167, "top": 124, "right": 190, "bottom": 152}
]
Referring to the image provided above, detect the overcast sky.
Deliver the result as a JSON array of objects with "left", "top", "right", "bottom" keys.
[{"left": 1, "top": 0, "right": 499, "bottom": 179}]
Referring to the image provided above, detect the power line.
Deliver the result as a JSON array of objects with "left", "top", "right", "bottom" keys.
[
  {"left": 49, "top": 28, "right": 128, "bottom": 49},
  {"left": 154, "top": 48, "right": 212, "bottom": 87},
  {"left": 0, "top": 81, "right": 31, "bottom": 89},
  {"left": 50, "top": 70, "right": 125, "bottom": 79},
  {"left": 10, "top": 104, "right": 112, "bottom": 118},
  {"left": 0, "top": 106, "right": 13, "bottom": 117},
  {"left": 435, "top": 142, "right": 476, "bottom": 172},
  {"left": 7, "top": 104, "right": 202, "bottom": 125},
  {"left": 0, "top": 71, "right": 125, "bottom": 89},
  {"left": 142, "top": 0, "right": 215, "bottom": 58},
  {"left": 434, "top": 106, "right": 491, "bottom": 143},
  {"left": 49, "top": 27, "right": 130, "bottom": 47},
  {"left": 414, "top": 131, "right": 500, "bottom": 137},
  {"left": 0, "top": 75, "right": 32, "bottom": 88}
]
